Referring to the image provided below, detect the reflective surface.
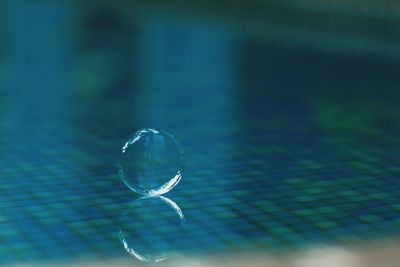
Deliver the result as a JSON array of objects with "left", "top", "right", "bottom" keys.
[
  {"left": 118, "top": 196, "right": 186, "bottom": 262},
  {"left": 0, "top": 0, "right": 400, "bottom": 266}
]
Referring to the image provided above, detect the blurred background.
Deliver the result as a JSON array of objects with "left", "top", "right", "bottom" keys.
[{"left": 0, "top": 0, "right": 400, "bottom": 266}]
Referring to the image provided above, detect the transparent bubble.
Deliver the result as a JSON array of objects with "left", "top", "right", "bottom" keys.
[
  {"left": 118, "top": 196, "right": 186, "bottom": 262},
  {"left": 118, "top": 129, "right": 184, "bottom": 196}
]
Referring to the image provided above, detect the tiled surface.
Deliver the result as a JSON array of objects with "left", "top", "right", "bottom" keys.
[
  {"left": 0, "top": 108, "right": 400, "bottom": 265},
  {"left": 0, "top": 3, "right": 400, "bottom": 265}
]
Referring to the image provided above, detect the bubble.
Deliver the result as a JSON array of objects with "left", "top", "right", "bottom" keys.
[
  {"left": 118, "top": 196, "right": 186, "bottom": 262},
  {"left": 118, "top": 128, "right": 184, "bottom": 196}
]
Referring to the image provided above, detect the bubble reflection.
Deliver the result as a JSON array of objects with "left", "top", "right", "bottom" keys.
[{"left": 118, "top": 196, "right": 186, "bottom": 262}]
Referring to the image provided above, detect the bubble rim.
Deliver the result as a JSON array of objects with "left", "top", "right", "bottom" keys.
[{"left": 117, "top": 128, "right": 185, "bottom": 196}]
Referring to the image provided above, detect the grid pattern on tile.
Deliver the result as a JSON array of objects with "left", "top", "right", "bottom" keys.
[{"left": 0, "top": 112, "right": 400, "bottom": 265}]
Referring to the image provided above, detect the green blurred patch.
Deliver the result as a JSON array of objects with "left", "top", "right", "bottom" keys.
[
  {"left": 313, "top": 99, "right": 381, "bottom": 135},
  {"left": 312, "top": 98, "right": 400, "bottom": 138}
]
